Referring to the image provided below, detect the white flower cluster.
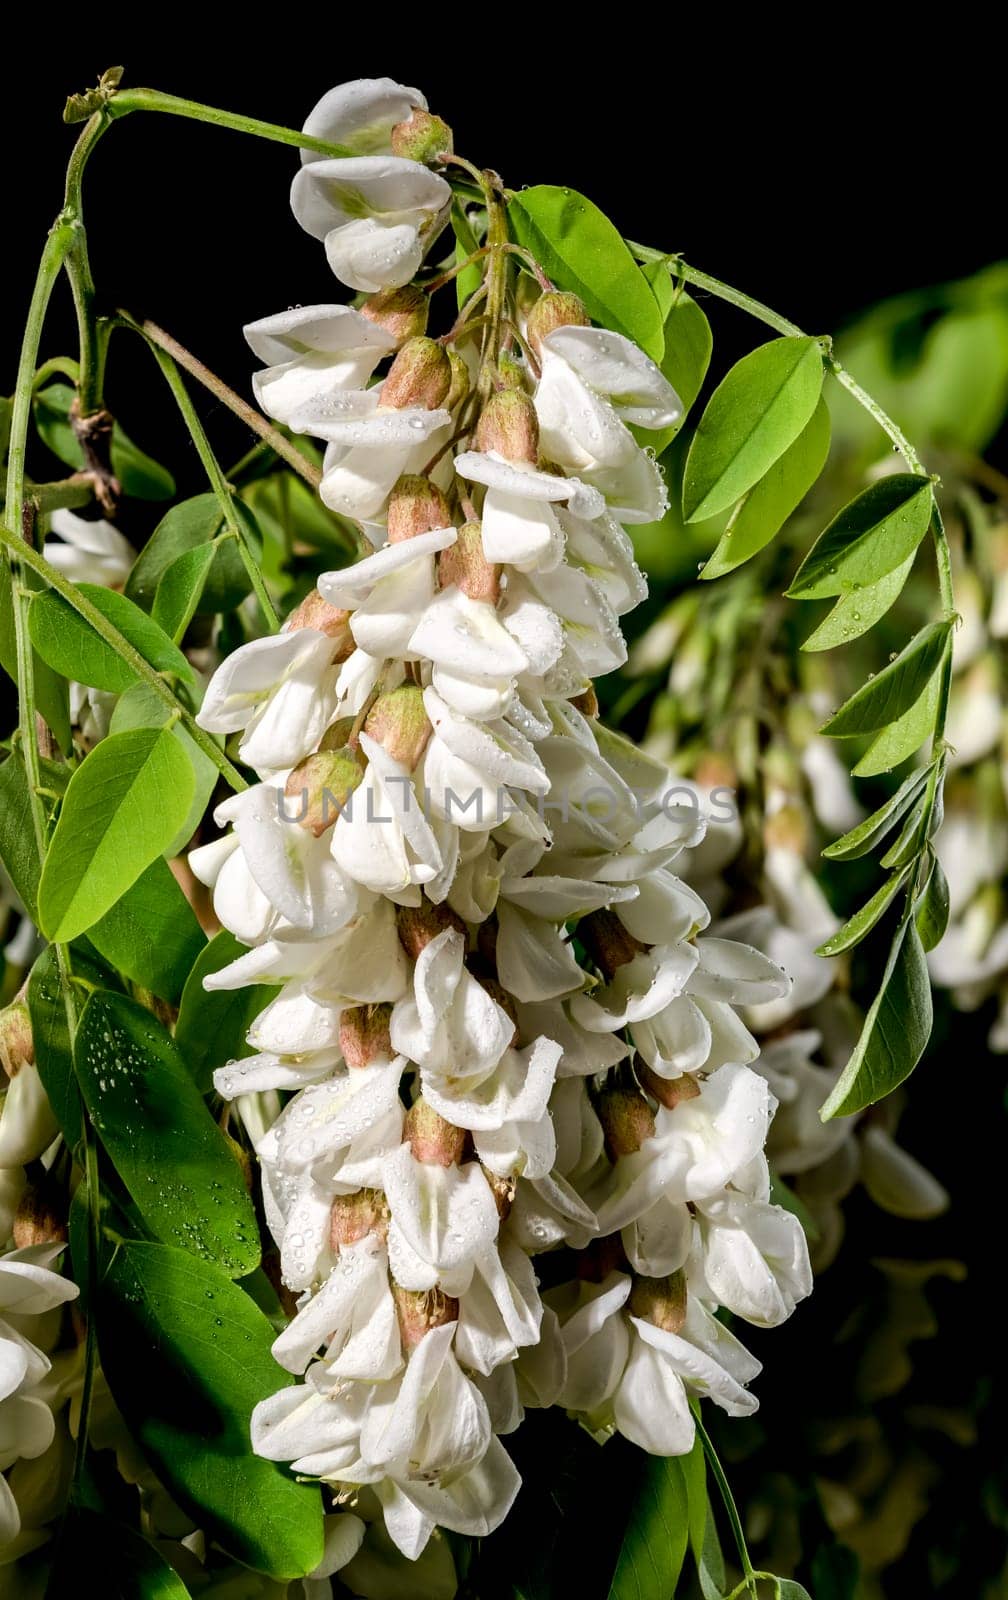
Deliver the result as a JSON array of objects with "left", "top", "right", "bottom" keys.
[{"left": 192, "top": 77, "right": 813, "bottom": 1562}]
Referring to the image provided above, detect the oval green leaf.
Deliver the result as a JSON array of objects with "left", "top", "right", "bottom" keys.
[
  {"left": 0, "top": 560, "right": 71, "bottom": 752},
  {"left": 607, "top": 1455, "right": 690, "bottom": 1600},
  {"left": 37, "top": 728, "right": 196, "bottom": 942},
  {"left": 853, "top": 667, "right": 943, "bottom": 777},
  {"left": 75, "top": 992, "right": 259, "bottom": 1275},
  {"left": 820, "top": 918, "right": 932, "bottom": 1119},
  {"left": 915, "top": 850, "right": 950, "bottom": 952},
  {"left": 508, "top": 186, "right": 665, "bottom": 360},
  {"left": 125, "top": 494, "right": 262, "bottom": 616},
  {"left": 788, "top": 474, "right": 933, "bottom": 600},
  {"left": 638, "top": 276, "right": 712, "bottom": 455},
  {"left": 176, "top": 932, "right": 279, "bottom": 1094},
  {"left": 816, "top": 866, "right": 911, "bottom": 957},
  {"left": 802, "top": 549, "right": 915, "bottom": 651},
  {"left": 703, "top": 396, "right": 831, "bottom": 579},
  {"left": 153, "top": 543, "right": 217, "bottom": 641},
  {"left": 821, "top": 621, "right": 951, "bottom": 738},
  {"left": 29, "top": 583, "right": 195, "bottom": 694},
  {"left": 682, "top": 336, "right": 824, "bottom": 523},
  {"left": 97, "top": 1240, "right": 324, "bottom": 1578},
  {"left": 111, "top": 683, "right": 218, "bottom": 857},
  {"left": 46, "top": 1507, "right": 193, "bottom": 1598},
  {"left": 822, "top": 764, "right": 934, "bottom": 860}
]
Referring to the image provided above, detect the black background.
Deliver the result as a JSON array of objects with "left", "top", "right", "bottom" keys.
[{"left": 6, "top": 38, "right": 1005, "bottom": 1594}]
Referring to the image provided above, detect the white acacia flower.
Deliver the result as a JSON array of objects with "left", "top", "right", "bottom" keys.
[
  {"left": 244, "top": 304, "right": 396, "bottom": 424},
  {"left": 195, "top": 629, "right": 339, "bottom": 774},
  {"left": 44, "top": 510, "right": 134, "bottom": 587},
  {"left": 330, "top": 736, "right": 443, "bottom": 902},
  {"left": 306, "top": 401, "right": 452, "bottom": 521},
  {"left": 694, "top": 1193, "right": 813, "bottom": 1327},
  {"left": 453, "top": 451, "right": 605, "bottom": 572},
  {"left": 382, "top": 1144, "right": 499, "bottom": 1292},
  {"left": 320, "top": 527, "right": 456, "bottom": 655}
]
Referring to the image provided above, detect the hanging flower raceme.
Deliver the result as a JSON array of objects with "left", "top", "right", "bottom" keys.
[{"left": 194, "top": 77, "right": 815, "bottom": 1562}]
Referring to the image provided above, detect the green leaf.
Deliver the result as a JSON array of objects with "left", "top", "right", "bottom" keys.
[
  {"left": 27, "top": 946, "right": 87, "bottom": 1151},
  {"left": 90, "top": 860, "right": 206, "bottom": 1004},
  {"left": 853, "top": 667, "right": 942, "bottom": 777},
  {"left": 682, "top": 336, "right": 824, "bottom": 523},
  {"left": 175, "top": 932, "right": 278, "bottom": 1094},
  {"left": 37, "top": 728, "right": 196, "bottom": 942},
  {"left": 152, "top": 544, "right": 217, "bottom": 641},
  {"left": 822, "top": 764, "right": 933, "bottom": 860},
  {"left": 695, "top": 1502, "right": 727, "bottom": 1600},
  {"left": 820, "top": 917, "right": 932, "bottom": 1119},
  {"left": 816, "top": 867, "right": 911, "bottom": 957},
  {"left": 0, "top": 755, "right": 204, "bottom": 1002},
  {"left": 29, "top": 583, "right": 195, "bottom": 694},
  {"left": 1, "top": 557, "right": 73, "bottom": 754},
  {"left": 802, "top": 550, "right": 915, "bottom": 651},
  {"left": 777, "top": 1582, "right": 814, "bottom": 1599},
  {"left": 702, "top": 397, "right": 831, "bottom": 579},
  {"left": 451, "top": 199, "right": 485, "bottom": 309},
  {"left": 607, "top": 1455, "right": 689, "bottom": 1600},
  {"left": 915, "top": 850, "right": 950, "bottom": 952},
  {"left": 639, "top": 277, "right": 712, "bottom": 454},
  {"left": 97, "top": 1240, "right": 324, "bottom": 1578},
  {"left": 33, "top": 383, "right": 175, "bottom": 501},
  {"left": 878, "top": 794, "right": 929, "bottom": 869},
  {"left": 75, "top": 992, "right": 259, "bottom": 1275},
  {"left": 125, "top": 494, "right": 262, "bottom": 615},
  {"left": 821, "top": 621, "right": 951, "bottom": 737},
  {"left": 508, "top": 187, "right": 665, "bottom": 360},
  {"left": 787, "top": 474, "right": 933, "bottom": 600},
  {"left": 110, "top": 684, "right": 218, "bottom": 857},
  {"left": 46, "top": 1507, "right": 192, "bottom": 1598}
]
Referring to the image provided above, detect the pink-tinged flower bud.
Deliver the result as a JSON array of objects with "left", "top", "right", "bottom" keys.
[
  {"left": 286, "top": 591, "right": 355, "bottom": 659},
  {"left": 379, "top": 337, "right": 452, "bottom": 411},
  {"left": 445, "top": 349, "right": 471, "bottom": 411},
  {"left": 438, "top": 521, "right": 500, "bottom": 602},
  {"left": 396, "top": 899, "right": 467, "bottom": 961},
  {"left": 484, "top": 1170, "right": 516, "bottom": 1220},
  {"left": 596, "top": 1085, "right": 656, "bottom": 1160},
  {"left": 636, "top": 1064, "right": 701, "bottom": 1111},
  {"left": 577, "top": 1233, "right": 631, "bottom": 1283},
  {"left": 570, "top": 685, "right": 599, "bottom": 718},
  {"left": 403, "top": 1097, "right": 467, "bottom": 1166},
  {"left": 284, "top": 745, "right": 365, "bottom": 837},
  {"left": 475, "top": 389, "right": 539, "bottom": 464},
  {"left": 330, "top": 1188, "right": 389, "bottom": 1249},
  {"left": 12, "top": 1175, "right": 67, "bottom": 1249},
  {"left": 629, "top": 1270, "right": 687, "bottom": 1334},
  {"left": 0, "top": 1000, "right": 33, "bottom": 1080},
  {"left": 359, "top": 285, "right": 429, "bottom": 347},
  {"left": 496, "top": 351, "right": 527, "bottom": 391},
  {"left": 386, "top": 475, "right": 453, "bottom": 544},
  {"left": 578, "top": 911, "right": 649, "bottom": 979},
  {"left": 525, "top": 290, "right": 591, "bottom": 354},
  {"left": 390, "top": 108, "right": 453, "bottom": 166},
  {"left": 392, "top": 1281, "right": 459, "bottom": 1351},
  {"left": 364, "top": 683, "right": 432, "bottom": 770},
  {"left": 339, "top": 1003, "right": 393, "bottom": 1069}
]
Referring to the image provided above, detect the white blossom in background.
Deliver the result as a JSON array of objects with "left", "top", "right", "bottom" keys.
[{"left": 194, "top": 76, "right": 816, "bottom": 1563}]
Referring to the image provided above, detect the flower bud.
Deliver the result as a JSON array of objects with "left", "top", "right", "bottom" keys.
[
  {"left": 339, "top": 1003, "right": 393, "bottom": 1069},
  {"left": 379, "top": 337, "right": 452, "bottom": 411},
  {"left": 596, "top": 1085, "right": 656, "bottom": 1160},
  {"left": 396, "top": 899, "right": 467, "bottom": 961},
  {"left": 392, "top": 1282, "right": 459, "bottom": 1351},
  {"left": 475, "top": 389, "right": 539, "bottom": 464},
  {"left": 364, "top": 683, "right": 432, "bottom": 770},
  {"left": 330, "top": 1187, "right": 389, "bottom": 1249},
  {"left": 386, "top": 475, "right": 453, "bottom": 544},
  {"left": 525, "top": 290, "right": 591, "bottom": 355},
  {"left": 0, "top": 1000, "right": 33, "bottom": 1080},
  {"left": 358, "top": 285, "right": 429, "bottom": 346},
  {"left": 438, "top": 520, "right": 500, "bottom": 602},
  {"left": 404, "top": 1097, "right": 467, "bottom": 1166},
  {"left": 286, "top": 591, "right": 354, "bottom": 659},
  {"left": 284, "top": 745, "right": 365, "bottom": 836},
  {"left": 636, "top": 1064, "right": 701, "bottom": 1111},
  {"left": 576, "top": 1232, "right": 630, "bottom": 1283},
  {"left": 12, "top": 1175, "right": 68, "bottom": 1249},
  {"left": 496, "top": 351, "right": 527, "bottom": 391},
  {"left": 629, "top": 1270, "right": 687, "bottom": 1335},
  {"left": 390, "top": 109, "right": 453, "bottom": 166},
  {"left": 578, "top": 911, "right": 648, "bottom": 979},
  {"left": 445, "top": 349, "right": 471, "bottom": 411}
]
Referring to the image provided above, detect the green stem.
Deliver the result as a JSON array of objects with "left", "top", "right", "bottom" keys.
[
  {"left": 106, "top": 86, "right": 355, "bottom": 160},
  {"left": 477, "top": 184, "right": 510, "bottom": 403},
  {"left": 62, "top": 114, "right": 110, "bottom": 415},
  {"left": 113, "top": 319, "right": 280, "bottom": 632},
  {"left": 26, "top": 474, "right": 98, "bottom": 513},
  {"left": 0, "top": 526, "right": 248, "bottom": 791},
  {"left": 696, "top": 1413, "right": 757, "bottom": 1584}
]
